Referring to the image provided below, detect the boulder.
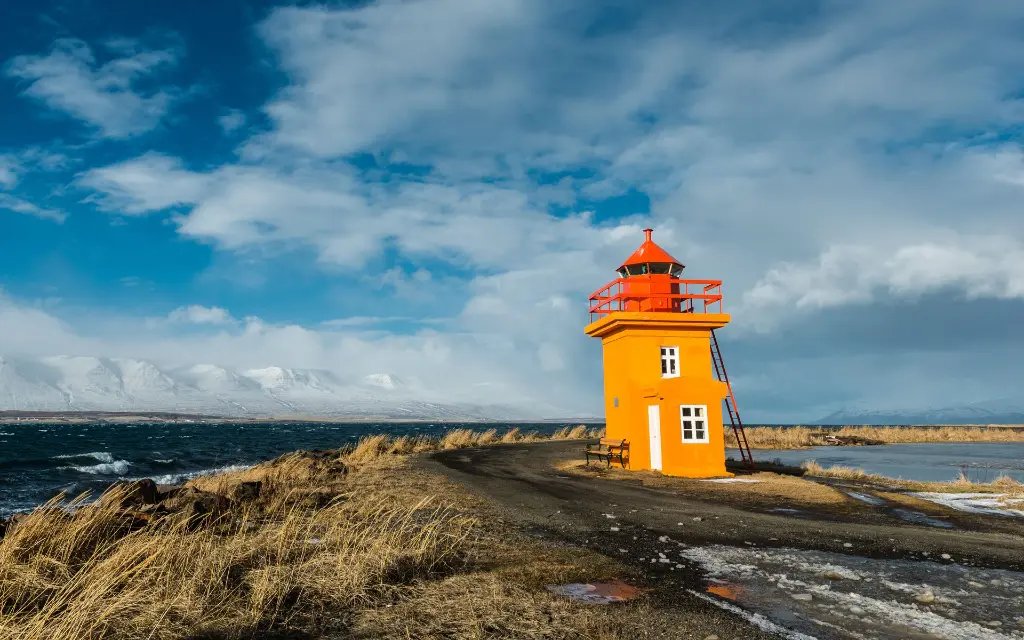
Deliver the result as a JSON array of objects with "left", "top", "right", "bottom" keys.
[
  {"left": 184, "top": 491, "right": 234, "bottom": 530},
  {"left": 109, "top": 478, "right": 159, "bottom": 508},
  {"left": 231, "top": 481, "right": 262, "bottom": 502}
]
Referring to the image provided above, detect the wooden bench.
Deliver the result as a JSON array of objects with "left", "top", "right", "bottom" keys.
[{"left": 585, "top": 438, "right": 629, "bottom": 468}]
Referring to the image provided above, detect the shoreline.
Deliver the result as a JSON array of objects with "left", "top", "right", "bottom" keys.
[{"left": 3, "top": 429, "right": 1023, "bottom": 638}]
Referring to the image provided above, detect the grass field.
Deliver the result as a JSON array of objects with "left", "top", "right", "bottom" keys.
[
  {"left": 726, "top": 425, "right": 1024, "bottom": 449},
  {"left": 2, "top": 427, "right": 673, "bottom": 640}
]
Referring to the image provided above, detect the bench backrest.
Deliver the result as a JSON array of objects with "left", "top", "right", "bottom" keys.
[{"left": 599, "top": 438, "right": 627, "bottom": 448}]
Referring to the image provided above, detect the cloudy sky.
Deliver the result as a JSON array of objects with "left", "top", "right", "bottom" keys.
[{"left": 1, "top": 0, "right": 1023, "bottom": 421}]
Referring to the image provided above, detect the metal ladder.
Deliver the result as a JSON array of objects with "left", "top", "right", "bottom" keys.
[{"left": 710, "top": 329, "right": 754, "bottom": 468}]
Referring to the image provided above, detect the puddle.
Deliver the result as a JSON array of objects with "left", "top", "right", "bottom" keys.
[
  {"left": 546, "top": 579, "right": 641, "bottom": 604},
  {"left": 891, "top": 508, "right": 955, "bottom": 529},
  {"left": 682, "top": 544, "right": 1024, "bottom": 639},
  {"left": 770, "top": 507, "right": 803, "bottom": 514}
]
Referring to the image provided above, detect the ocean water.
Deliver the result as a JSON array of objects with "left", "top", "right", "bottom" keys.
[
  {"left": 731, "top": 442, "right": 1024, "bottom": 483},
  {"left": 0, "top": 421, "right": 594, "bottom": 517}
]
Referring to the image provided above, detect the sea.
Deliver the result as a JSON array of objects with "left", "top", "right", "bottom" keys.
[{"left": 0, "top": 421, "right": 597, "bottom": 517}]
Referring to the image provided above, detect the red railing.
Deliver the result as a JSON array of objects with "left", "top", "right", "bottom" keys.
[{"left": 588, "top": 278, "right": 723, "bottom": 322}]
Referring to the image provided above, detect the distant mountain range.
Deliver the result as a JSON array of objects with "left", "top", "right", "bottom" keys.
[
  {"left": 816, "top": 398, "right": 1024, "bottom": 425},
  {"left": 0, "top": 355, "right": 568, "bottom": 420}
]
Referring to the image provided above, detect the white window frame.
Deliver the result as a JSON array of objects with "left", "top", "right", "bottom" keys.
[
  {"left": 680, "top": 404, "right": 709, "bottom": 443},
  {"left": 660, "top": 346, "right": 679, "bottom": 379}
]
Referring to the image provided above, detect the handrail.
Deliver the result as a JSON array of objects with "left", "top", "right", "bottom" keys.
[{"left": 588, "top": 277, "right": 723, "bottom": 322}]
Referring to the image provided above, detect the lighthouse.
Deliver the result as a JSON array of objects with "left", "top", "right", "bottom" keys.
[{"left": 585, "top": 228, "right": 751, "bottom": 478}]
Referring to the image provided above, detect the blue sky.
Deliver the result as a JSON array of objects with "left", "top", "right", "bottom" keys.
[{"left": 2, "top": 0, "right": 1024, "bottom": 420}]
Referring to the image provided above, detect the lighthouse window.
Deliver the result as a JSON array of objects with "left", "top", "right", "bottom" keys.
[
  {"left": 660, "top": 346, "right": 679, "bottom": 379},
  {"left": 680, "top": 405, "right": 709, "bottom": 443}
]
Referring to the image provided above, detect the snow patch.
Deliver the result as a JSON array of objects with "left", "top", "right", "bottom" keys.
[{"left": 914, "top": 492, "right": 1024, "bottom": 518}]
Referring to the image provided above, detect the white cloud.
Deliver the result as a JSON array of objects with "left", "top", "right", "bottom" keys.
[
  {"left": 0, "top": 155, "right": 19, "bottom": 188},
  {"left": 78, "top": 152, "right": 210, "bottom": 214},
  {"left": 5, "top": 37, "right": 182, "bottom": 137},
  {"left": 218, "top": 108, "right": 246, "bottom": 134},
  {"left": 167, "top": 305, "right": 234, "bottom": 325},
  {"left": 60, "top": 1, "right": 1024, "bottom": 417},
  {"left": 0, "top": 194, "right": 66, "bottom": 222},
  {"left": 739, "top": 237, "right": 1024, "bottom": 332}
]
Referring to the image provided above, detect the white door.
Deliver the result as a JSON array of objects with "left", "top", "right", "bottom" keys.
[{"left": 647, "top": 404, "right": 663, "bottom": 470}]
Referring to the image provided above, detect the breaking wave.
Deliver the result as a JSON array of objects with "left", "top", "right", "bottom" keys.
[
  {"left": 64, "top": 460, "right": 132, "bottom": 475},
  {"left": 148, "top": 464, "right": 253, "bottom": 486},
  {"left": 53, "top": 452, "right": 115, "bottom": 463}
]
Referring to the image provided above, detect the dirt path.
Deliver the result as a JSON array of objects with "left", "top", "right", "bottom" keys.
[{"left": 419, "top": 440, "right": 1024, "bottom": 638}]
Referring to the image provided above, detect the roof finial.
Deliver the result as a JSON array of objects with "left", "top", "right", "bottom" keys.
[{"left": 643, "top": 228, "right": 653, "bottom": 242}]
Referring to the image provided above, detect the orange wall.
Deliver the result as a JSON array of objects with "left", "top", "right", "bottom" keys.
[{"left": 587, "top": 312, "right": 731, "bottom": 478}]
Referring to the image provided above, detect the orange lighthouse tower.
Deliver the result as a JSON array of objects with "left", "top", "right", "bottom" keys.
[{"left": 585, "top": 229, "right": 752, "bottom": 478}]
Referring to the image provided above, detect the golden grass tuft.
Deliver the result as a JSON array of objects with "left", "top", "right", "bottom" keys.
[
  {"left": 802, "top": 459, "right": 1024, "bottom": 495},
  {"left": 726, "top": 425, "right": 1024, "bottom": 449},
  {"left": 0, "top": 426, "right": 612, "bottom": 639}
]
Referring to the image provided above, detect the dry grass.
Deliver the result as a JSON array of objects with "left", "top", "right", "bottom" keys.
[
  {"left": 0, "top": 427, "right": 628, "bottom": 640},
  {"left": 341, "top": 425, "right": 603, "bottom": 463},
  {"left": 801, "top": 460, "right": 1024, "bottom": 496},
  {"left": 726, "top": 425, "right": 1024, "bottom": 449}
]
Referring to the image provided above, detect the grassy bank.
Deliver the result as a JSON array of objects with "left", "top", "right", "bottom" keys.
[
  {"left": 801, "top": 459, "right": 1024, "bottom": 495},
  {"left": 0, "top": 427, "right": 666, "bottom": 640},
  {"left": 725, "top": 425, "right": 1024, "bottom": 449}
]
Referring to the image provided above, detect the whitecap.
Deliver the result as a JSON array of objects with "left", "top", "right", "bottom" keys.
[
  {"left": 147, "top": 464, "right": 253, "bottom": 486},
  {"left": 53, "top": 452, "right": 115, "bottom": 463},
  {"left": 66, "top": 460, "right": 132, "bottom": 475}
]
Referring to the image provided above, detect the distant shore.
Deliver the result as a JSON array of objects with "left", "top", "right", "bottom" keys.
[
  {"left": 727, "top": 424, "right": 1024, "bottom": 449},
  {"left": 0, "top": 410, "right": 600, "bottom": 425}
]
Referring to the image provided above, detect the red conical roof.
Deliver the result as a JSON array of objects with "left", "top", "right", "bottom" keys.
[{"left": 619, "top": 228, "right": 683, "bottom": 269}]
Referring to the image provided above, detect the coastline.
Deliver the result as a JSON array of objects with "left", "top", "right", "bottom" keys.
[{"left": 3, "top": 429, "right": 1023, "bottom": 638}]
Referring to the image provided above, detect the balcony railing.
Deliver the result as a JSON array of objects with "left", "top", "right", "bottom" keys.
[{"left": 588, "top": 278, "right": 723, "bottom": 322}]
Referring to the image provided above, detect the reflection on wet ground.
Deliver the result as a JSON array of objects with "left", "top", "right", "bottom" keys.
[{"left": 686, "top": 544, "right": 1024, "bottom": 639}]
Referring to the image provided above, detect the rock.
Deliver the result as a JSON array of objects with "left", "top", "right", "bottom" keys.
[
  {"left": 610, "top": 527, "right": 620, "bottom": 532},
  {"left": 849, "top": 606, "right": 866, "bottom": 615},
  {"left": 112, "top": 479, "right": 159, "bottom": 508},
  {"left": 792, "top": 593, "right": 813, "bottom": 602},
  {"left": 185, "top": 492, "right": 233, "bottom": 528},
  {"left": 231, "top": 481, "right": 262, "bottom": 502},
  {"left": 941, "top": 554, "right": 951, "bottom": 560},
  {"left": 990, "top": 579, "right": 1005, "bottom": 587},
  {"left": 704, "top": 636, "right": 720, "bottom": 640},
  {"left": 843, "top": 543, "right": 853, "bottom": 548},
  {"left": 915, "top": 591, "right": 935, "bottom": 604},
  {"left": 692, "top": 517, "right": 703, "bottom": 522},
  {"left": 0, "top": 518, "right": 8, "bottom": 540},
  {"left": 823, "top": 571, "right": 846, "bottom": 580},
  {"left": 157, "top": 485, "right": 185, "bottom": 502},
  {"left": 968, "top": 581, "right": 985, "bottom": 589}
]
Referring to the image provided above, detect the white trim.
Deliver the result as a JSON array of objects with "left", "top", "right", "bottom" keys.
[
  {"left": 647, "top": 404, "right": 663, "bottom": 470},
  {"left": 680, "top": 404, "right": 709, "bottom": 443},
  {"left": 660, "top": 346, "right": 679, "bottom": 379}
]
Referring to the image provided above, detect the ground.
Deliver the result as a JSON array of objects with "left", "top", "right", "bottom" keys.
[{"left": 420, "top": 440, "right": 1024, "bottom": 637}]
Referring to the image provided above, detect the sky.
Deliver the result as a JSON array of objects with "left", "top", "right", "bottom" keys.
[{"left": 1, "top": 0, "right": 1023, "bottom": 422}]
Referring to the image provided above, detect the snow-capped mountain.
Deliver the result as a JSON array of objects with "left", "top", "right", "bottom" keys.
[
  {"left": 817, "top": 398, "right": 1024, "bottom": 425},
  {"left": 0, "top": 355, "right": 555, "bottom": 420}
]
